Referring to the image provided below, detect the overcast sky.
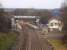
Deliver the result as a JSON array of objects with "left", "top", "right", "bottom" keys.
[{"left": 1, "top": 0, "right": 64, "bottom": 9}]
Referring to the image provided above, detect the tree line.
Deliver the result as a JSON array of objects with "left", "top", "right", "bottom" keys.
[{"left": 0, "top": 9, "right": 11, "bottom": 32}]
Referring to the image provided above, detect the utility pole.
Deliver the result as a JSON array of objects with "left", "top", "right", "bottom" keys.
[{"left": 64, "top": 0, "right": 67, "bottom": 7}]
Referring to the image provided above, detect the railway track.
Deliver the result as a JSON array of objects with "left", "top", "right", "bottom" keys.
[{"left": 12, "top": 22, "right": 54, "bottom": 50}]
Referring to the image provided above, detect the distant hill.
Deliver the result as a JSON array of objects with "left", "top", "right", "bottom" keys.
[{"left": 0, "top": 8, "right": 51, "bottom": 16}]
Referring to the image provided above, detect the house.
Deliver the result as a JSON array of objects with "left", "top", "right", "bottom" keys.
[{"left": 48, "top": 17, "right": 63, "bottom": 32}]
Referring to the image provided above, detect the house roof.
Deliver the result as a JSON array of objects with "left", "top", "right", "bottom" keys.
[{"left": 48, "top": 16, "right": 63, "bottom": 22}]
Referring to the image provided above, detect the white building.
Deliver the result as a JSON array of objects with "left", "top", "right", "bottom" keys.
[{"left": 48, "top": 17, "right": 63, "bottom": 32}]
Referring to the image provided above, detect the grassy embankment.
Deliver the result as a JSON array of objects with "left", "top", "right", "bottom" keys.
[
  {"left": 0, "top": 32, "right": 18, "bottom": 50},
  {"left": 48, "top": 32, "right": 67, "bottom": 50}
]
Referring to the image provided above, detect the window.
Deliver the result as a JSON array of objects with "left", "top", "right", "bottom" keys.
[
  {"left": 55, "top": 23, "right": 58, "bottom": 26},
  {"left": 50, "top": 23, "right": 53, "bottom": 26}
]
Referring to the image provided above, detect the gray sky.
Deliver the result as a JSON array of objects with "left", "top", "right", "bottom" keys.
[{"left": 1, "top": 0, "right": 64, "bottom": 9}]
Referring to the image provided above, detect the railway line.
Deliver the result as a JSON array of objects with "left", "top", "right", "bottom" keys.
[{"left": 13, "top": 22, "right": 54, "bottom": 50}]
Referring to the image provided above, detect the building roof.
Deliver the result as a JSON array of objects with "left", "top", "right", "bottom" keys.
[{"left": 48, "top": 16, "right": 63, "bottom": 22}]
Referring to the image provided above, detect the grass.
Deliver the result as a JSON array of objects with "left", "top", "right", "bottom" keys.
[
  {"left": 0, "top": 32, "right": 18, "bottom": 50},
  {"left": 47, "top": 31, "right": 67, "bottom": 50},
  {"left": 48, "top": 39, "right": 67, "bottom": 50}
]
